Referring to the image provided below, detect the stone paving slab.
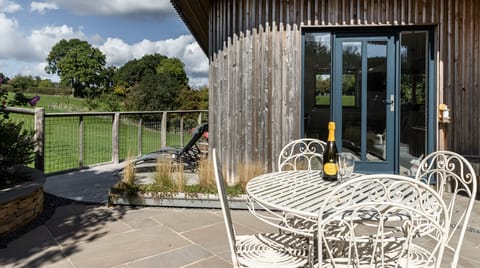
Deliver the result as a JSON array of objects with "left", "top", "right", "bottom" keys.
[
  {"left": 3, "top": 164, "right": 478, "bottom": 267},
  {"left": 1, "top": 202, "right": 480, "bottom": 267}
]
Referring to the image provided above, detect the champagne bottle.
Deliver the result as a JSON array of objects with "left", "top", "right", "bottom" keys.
[{"left": 323, "top": 121, "right": 338, "bottom": 181}]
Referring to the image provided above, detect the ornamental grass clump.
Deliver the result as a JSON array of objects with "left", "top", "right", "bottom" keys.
[
  {"left": 121, "top": 156, "right": 136, "bottom": 186},
  {"left": 236, "top": 161, "right": 265, "bottom": 191},
  {"left": 140, "top": 158, "right": 182, "bottom": 198},
  {"left": 197, "top": 158, "right": 215, "bottom": 189},
  {"left": 154, "top": 159, "right": 174, "bottom": 188}
]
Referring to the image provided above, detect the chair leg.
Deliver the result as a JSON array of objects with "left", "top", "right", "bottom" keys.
[{"left": 308, "top": 237, "right": 315, "bottom": 268}]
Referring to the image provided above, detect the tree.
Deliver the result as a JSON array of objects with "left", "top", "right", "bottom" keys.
[
  {"left": 115, "top": 53, "right": 191, "bottom": 111},
  {"left": 0, "top": 73, "right": 8, "bottom": 84},
  {"left": 176, "top": 86, "right": 208, "bottom": 110},
  {"left": 9, "top": 75, "right": 34, "bottom": 90},
  {"left": 38, "top": 79, "right": 54, "bottom": 88},
  {"left": 113, "top": 53, "right": 168, "bottom": 87},
  {"left": 156, "top": 57, "right": 188, "bottom": 86},
  {"left": 127, "top": 73, "right": 181, "bottom": 111},
  {"left": 45, "top": 39, "right": 106, "bottom": 97}
]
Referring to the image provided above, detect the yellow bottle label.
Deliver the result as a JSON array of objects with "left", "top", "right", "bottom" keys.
[{"left": 323, "top": 163, "right": 337, "bottom": 175}]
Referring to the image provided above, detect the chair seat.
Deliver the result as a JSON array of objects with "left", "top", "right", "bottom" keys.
[
  {"left": 236, "top": 233, "right": 309, "bottom": 268},
  {"left": 317, "top": 244, "right": 437, "bottom": 268}
]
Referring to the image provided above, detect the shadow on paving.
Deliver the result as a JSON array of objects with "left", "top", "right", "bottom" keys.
[{"left": 0, "top": 165, "right": 133, "bottom": 268}]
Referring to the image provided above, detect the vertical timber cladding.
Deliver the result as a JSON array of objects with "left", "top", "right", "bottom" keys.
[{"left": 208, "top": 0, "right": 480, "bottom": 183}]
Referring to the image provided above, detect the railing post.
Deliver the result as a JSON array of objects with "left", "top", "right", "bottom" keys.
[
  {"left": 78, "top": 115, "right": 84, "bottom": 167},
  {"left": 197, "top": 112, "right": 202, "bottom": 124},
  {"left": 112, "top": 113, "right": 120, "bottom": 163},
  {"left": 138, "top": 116, "right": 143, "bottom": 156},
  {"left": 180, "top": 114, "right": 184, "bottom": 147},
  {"left": 34, "top": 108, "right": 45, "bottom": 172},
  {"left": 161, "top": 112, "right": 167, "bottom": 148}
]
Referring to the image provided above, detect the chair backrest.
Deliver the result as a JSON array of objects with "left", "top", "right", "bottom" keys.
[
  {"left": 212, "top": 148, "right": 239, "bottom": 266},
  {"left": 178, "top": 123, "right": 208, "bottom": 157},
  {"left": 318, "top": 174, "right": 449, "bottom": 268},
  {"left": 278, "top": 138, "right": 326, "bottom": 171},
  {"left": 415, "top": 150, "right": 477, "bottom": 266}
]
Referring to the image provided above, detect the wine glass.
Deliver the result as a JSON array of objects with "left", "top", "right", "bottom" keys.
[{"left": 338, "top": 152, "right": 355, "bottom": 181}]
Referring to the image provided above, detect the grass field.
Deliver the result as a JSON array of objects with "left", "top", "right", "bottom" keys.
[
  {"left": 8, "top": 92, "right": 88, "bottom": 112},
  {"left": 6, "top": 94, "right": 200, "bottom": 173}
]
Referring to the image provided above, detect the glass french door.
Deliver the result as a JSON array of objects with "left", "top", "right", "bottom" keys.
[
  {"left": 303, "top": 29, "right": 433, "bottom": 175},
  {"left": 333, "top": 34, "right": 396, "bottom": 173}
]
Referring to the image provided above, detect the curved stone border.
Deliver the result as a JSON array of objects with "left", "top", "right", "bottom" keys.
[{"left": 0, "top": 169, "right": 45, "bottom": 237}]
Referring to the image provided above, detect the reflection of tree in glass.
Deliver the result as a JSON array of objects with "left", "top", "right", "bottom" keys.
[
  {"left": 401, "top": 74, "right": 426, "bottom": 104},
  {"left": 342, "top": 75, "right": 356, "bottom": 96},
  {"left": 316, "top": 75, "right": 330, "bottom": 95},
  {"left": 342, "top": 43, "right": 362, "bottom": 71}
]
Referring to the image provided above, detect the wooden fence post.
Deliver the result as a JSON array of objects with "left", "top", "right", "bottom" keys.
[
  {"left": 180, "top": 114, "right": 184, "bottom": 147},
  {"left": 34, "top": 108, "right": 45, "bottom": 172},
  {"left": 161, "top": 112, "right": 167, "bottom": 148},
  {"left": 138, "top": 116, "right": 143, "bottom": 156},
  {"left": 112, "top": 113, "right": 120, "bottom": 163},
  {"left": 197, "top": 112, "right": 202, "bottom": 124},
  {"left": 78, "top": 115, "right": 84, "bottom": 167}
]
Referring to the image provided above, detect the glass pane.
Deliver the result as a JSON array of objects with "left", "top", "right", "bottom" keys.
[
  {"left": 341, "top": 42, "right": 362, "bottom": 156},
  {"left": 399, "top": 32, "right": 428, "bottom": 175},
  {"left": 303, "top": 33, "right": 331, "bottom": 139},
  {"left": 366, "top": 41, "right": 388, "bottom": 162}
]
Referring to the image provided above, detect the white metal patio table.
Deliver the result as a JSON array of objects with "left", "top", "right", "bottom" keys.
[
  {"left": 245, "top": 171, "right": 446, "bottom": 267},
  {"left": 246, "top": 170, "right": 361, "bottom": 236},
  {"left": 245, "top": 170, "right": 425, "bottom": 235}
]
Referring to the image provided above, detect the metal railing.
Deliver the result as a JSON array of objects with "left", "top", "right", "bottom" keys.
[{"left": 4, "top": 107, "right": 208, "bottom": 174}]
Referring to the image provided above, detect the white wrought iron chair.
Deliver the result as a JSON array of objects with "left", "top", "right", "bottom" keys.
[
  {"left": 212, "top": 148, "right": 309, "bottom": 268},
  {"left": 277, "top": 138, "right": 326, "bottom": 263},
  {"left": 278, "top": 138, "right": 326, "bottom": 171},
  {"left": 415, "top": 150, "right": 477, "bottom": 267},
  {"left": 317, "top": 174, "right": 450, "bottom": 267}
]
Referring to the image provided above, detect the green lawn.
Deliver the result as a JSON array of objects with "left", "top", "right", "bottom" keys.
[
  {"left": 6, "top": 94, "right": 198, "bottom": 173},
  {"left": 42, "top": 115, "right": 193, "bottom": 173},
  {"left": 316, "top": 95, "right": 356, "bottom": 106},
  {"left": 8, "top": 92, "right": 88, "bottom": 112}
]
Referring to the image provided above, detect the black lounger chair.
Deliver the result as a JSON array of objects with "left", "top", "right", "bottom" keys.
[{"left": 115, "top": 123, "right": 208, "bottom": 174}]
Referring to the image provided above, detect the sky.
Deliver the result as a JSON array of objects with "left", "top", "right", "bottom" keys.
[{"left": 0, "top": 0, "right": 209, "bottom": 88}]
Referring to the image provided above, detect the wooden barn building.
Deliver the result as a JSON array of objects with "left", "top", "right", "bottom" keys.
[{"left": 171, "top": 0, "right": 480, "bottom": 182}]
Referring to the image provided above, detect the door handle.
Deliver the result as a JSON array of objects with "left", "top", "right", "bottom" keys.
[{"left": 383, "top": 95, "right": 395, "bottom": 112}]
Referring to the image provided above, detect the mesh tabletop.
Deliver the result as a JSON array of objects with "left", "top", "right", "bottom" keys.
[{"left": 246, "top": 170, "right": 356, "bottom": 218}]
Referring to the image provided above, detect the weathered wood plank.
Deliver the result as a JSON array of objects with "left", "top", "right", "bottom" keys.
[{"left": 206, "top": 0, "right": 480, "bottom": 182}]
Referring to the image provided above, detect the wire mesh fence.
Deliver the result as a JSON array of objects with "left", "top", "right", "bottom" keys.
[
  {"left": 5, "top": 108, "right": 208, "bottom": 174},
  {"left": 82, "top": 115, "right": 113, "bottom": 166},
  {"left": 44, "top": 116, "right": 80, "bottom": 172}
]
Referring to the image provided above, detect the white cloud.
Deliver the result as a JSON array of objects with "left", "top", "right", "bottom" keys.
[
  {"left": 29, "top": 25, "right": 87, "bottom": 59},
  {"left": 50, "top": 0, "right": 175, "bottom": 17},
  {"left": 31, "top": 1, "right": 58, "bottom": 14},
  {"left": 0, "top": 0, "right": 22, "bottom": 13},
  {"left": 99, "top": 35, "right": 209, "bottom": 87},
  {"left": 99, "top": 37, "right": 133, "bottom": 65},
  {"left": 0, "top": 13, "right": 33, "bottom": 60},
  {"left": 0, "top": 9, "right": 208, "bottom": 88}
]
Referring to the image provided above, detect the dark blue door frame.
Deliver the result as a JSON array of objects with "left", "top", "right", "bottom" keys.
[
  {"left": 332, "top": 33, "right": 397, "bottom": 173},
  {"left": 301, "top": 28, "right": 436, "bottom": 175}
]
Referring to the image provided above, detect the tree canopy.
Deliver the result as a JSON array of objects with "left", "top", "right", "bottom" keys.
[
  {"left": 42, "top": 39, "right": 207, "bottom": 111},
  {"left": 114, "top": 53, "right": 194, "bottom": 111},
  {"left": 126, "top": 73, "right": 181, "bottom": 111},
  {"left": 45, "top": 39, "right": 106, "bottom": 97}
]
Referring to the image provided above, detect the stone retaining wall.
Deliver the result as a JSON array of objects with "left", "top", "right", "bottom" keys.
[
  {"left": 0, "top": 186, "right": 44, "bottom": 236},
  {"left": 0, "top": 168, "right": 45, "bottom": 237}
]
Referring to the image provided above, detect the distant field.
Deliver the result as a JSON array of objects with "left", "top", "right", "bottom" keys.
[{"left": 8, "top": 92, "right": 88, "bottom": 112}]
